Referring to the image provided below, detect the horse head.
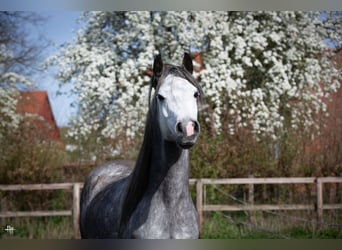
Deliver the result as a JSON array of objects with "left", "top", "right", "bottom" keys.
[{"left": 151, "top": 53, "right": 202, "bottom": 149}]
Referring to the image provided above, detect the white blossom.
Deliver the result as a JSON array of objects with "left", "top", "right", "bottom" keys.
[
  {"left": 47, "top": 11, "right": 341, "bottom": 152},
  {"left": 0, "top": 44, "right": 36, "bottom": 138}
]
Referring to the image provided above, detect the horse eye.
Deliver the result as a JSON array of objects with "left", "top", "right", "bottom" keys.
[
  {"left": 194, "top": 91, "right": 200, "bottom": 99},
  {"left": 157, "top": 94, "right": 165, "bottom": 101}
]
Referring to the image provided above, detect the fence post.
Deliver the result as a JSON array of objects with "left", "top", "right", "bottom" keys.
[
  {"left": 196, "top": 179, "right": 203, "bottom": 235},
  {"left": 316, "top": 178, "right": 323, "bottom": 230},
  {"left": 248, "top": 175, "right": 255, "bottom": 223},
  {"left": 73, "top": 183, "right": 81, "bottom": 239}
]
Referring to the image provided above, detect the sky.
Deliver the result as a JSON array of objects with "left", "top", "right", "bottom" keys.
[{"left": 33, "top": 11, "right": 83, "bottom": 127}]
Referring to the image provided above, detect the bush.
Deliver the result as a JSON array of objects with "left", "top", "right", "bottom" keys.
[
  {"left": 0, "top": 117, "right": 67, "bottom": 213},
  {"left": 0, "top": 118, "right": 66, "bottom": 184}
]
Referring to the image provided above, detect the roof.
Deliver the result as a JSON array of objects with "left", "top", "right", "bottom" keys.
[
  {"left": 192, "top": 52, "right": 205, "bottom": 72},
  {"left": 16, "top": 91, "right": 60, "bottom": 141}
]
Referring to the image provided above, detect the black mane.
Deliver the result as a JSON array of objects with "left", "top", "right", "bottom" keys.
[{"left": 119, "top": 63, "right": 203, "bottom": 236}]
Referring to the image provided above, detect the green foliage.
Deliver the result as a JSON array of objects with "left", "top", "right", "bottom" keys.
[
  {"left": 0, "top": 118, "right": 70, "bottom": 216},
  {"left": 0, "top": 119, "right": 66, "bottom": 184},
  {"left": 200, "top": 211, "right": 342, "bottom": 239},
  {"left": 190, "top": 116, "right": 307, "bottom": 179},
  {"left": 201, "top": 212, "right": 242, "bottom": 239},
  {"left": 61, "top": 126, "right": 142, "bottom": 164}
]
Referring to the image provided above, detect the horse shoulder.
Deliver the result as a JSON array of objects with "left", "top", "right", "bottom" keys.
[
  {"left": 82, "top": 160, "right": 134, "bottom": 205},
  {"left": 80, "top": 160, "right": 134, "bottom": 238}
]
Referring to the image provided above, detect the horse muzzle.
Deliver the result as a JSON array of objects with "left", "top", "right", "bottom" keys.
[{"left": 175, "top": 120, "right": 200, "bottom": 149}]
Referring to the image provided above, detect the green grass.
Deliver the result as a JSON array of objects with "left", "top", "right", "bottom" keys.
[
  {"left": 200, "top": 211, "right": 342, "bottom": 239},
  {"left": 1, "top": 211, "right": 341, "bottom": 239},
  {"left": 1, "top": 217, "right": 73, "bottom": 239}
]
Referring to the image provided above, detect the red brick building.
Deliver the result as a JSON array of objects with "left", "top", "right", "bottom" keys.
[{"left": 16, "top": 91, "right": 60, "bottom": 142}]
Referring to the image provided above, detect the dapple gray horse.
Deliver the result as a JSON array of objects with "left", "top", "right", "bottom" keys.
[{"left": 80, "top": 53, "right": 204, "bottom": 238}]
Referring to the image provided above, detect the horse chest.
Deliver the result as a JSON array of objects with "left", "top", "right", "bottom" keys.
[{"left": 130, "top": 193, "right": 199, "bottom": 239}]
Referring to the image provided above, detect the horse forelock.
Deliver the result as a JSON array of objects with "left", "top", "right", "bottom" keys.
[{"left": 151, "top": 64, "right": 204, "bottom": 103}]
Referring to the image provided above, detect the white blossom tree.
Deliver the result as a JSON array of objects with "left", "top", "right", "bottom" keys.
[
  {"left": 0, "top": 12, "right": 43, "bottom": 138},
  {"left": 48, "top": 11, "right": 341, "bottom": 153}
]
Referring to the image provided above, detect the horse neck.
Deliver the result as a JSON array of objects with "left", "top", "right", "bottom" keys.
[
  {"left": 119, "top": 102, "right": 190, "bottom": 234},
  {"left": 150, "top": 140, "right": 190, "bottom": 195}
]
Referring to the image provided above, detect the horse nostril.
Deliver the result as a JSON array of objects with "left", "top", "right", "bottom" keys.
[
  {"left": 176, "top": 121, "right": 200, "bottom": 137},
  {"left": 193, "top": 121, "right": 200, "bottom": 133},
  {"left": 176, "top": 122, "right": 183, "bottom": 134}
]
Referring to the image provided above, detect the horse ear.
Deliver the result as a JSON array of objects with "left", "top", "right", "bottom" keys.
[
  {"left": 152, "top": 54, "right": 163, "bottom": 89},
  {"left": 182, "top": 52, "right": 193, "bottom": 74},
  {"left": 153, "top": 54, "right": 163, "bottom": 77}
]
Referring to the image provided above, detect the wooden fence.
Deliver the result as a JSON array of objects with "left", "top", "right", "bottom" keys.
[
  {"left": 1, "top": 177, "right": 342, "bottom": 238},
  {"left": 0, "top": 183, "right": 82, "bottom": 238},
  {"left": 194, "top": 177, "right": 342, "bottom": 233}
]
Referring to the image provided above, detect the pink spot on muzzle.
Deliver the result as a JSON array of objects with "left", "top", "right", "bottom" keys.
[{"left": 186, "top": 122, "right": 195, "bottom": 137}]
